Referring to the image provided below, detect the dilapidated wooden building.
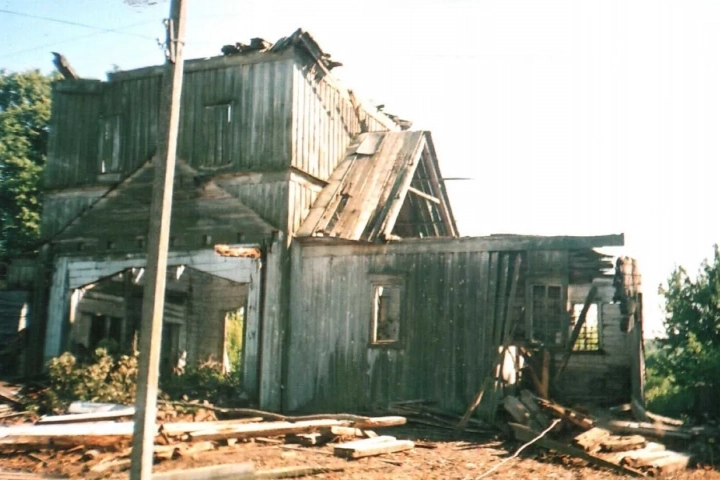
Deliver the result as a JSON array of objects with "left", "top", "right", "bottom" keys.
[{"left": 28, "top": 29, "right": 644, "bottom": 414}]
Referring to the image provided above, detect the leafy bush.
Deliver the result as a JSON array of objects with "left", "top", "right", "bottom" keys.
[
  {"left": 159, "top": 358, "right": 242, "bottom": 405},
  {"left": 44, "top": 348, "right": 137, "bottom": 411}
]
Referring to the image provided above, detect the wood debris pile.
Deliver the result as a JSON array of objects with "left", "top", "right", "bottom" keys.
[
  {"left": 503, "top": 390, "right": 714, "bottom": 477},
  {"left": 387, "top": 400, "right": 490, "bottom": 434},
  {"left": 0, "top": 399, "right": 414, "bottom": 479}
]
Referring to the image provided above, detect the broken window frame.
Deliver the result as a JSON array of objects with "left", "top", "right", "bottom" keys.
[
  {"left": 98, "top": 114, "right": 121, "bottom": 174},
  {"left": 202, "top": 101, "right": 234, "bottom": 168},
  {"left": 529, "top": 283, "right": 566, "bottom": 347},
  {"left": 368, "top": 274, "right": 405, "bottom": 347},
  {"left": 569, "top": 302, "right": 602, "bottom": 352}
]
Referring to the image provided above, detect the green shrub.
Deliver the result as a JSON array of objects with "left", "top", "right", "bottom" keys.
[
  {"left": 159, "top": 358, "right": 241, "bottom": 405},
  {"left": 44, "top": 348, "right": 138, "bottom": 412}
]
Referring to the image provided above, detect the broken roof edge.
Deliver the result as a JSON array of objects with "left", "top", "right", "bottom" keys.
[
  {"left": 296, "top": 233, "right": 625, "bottom": 257},
  {"left": 103, "top": 29, "right": 404, "bottom": 132},
  {"left": 422, "top": 132, "right": 459, "bottom": 238}
]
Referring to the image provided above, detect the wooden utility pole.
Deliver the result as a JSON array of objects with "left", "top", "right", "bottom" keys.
[{"left": 129, "top": 0, "right": 187, "bottom": 478}]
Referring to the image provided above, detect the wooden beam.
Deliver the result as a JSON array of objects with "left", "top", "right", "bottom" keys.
[
  {"left": 554, "top": 285, "right": 598, "bottom": 384},
  {"left": 151, "top": 463, "right": 254, "bottom": 480},
  {"left": 407, "top": 186, "right": 440, "bottom": 204},
  {"left": 130, "top": 0, "right": 187, "bottom": 478},
  {"left": 509, "top": 423, "right": 646, "bottom": 477},
  {"left": 334, "top": 436, "right": 414, "bottom": 459},
  {"left": 298, "top": 234, "right": 626, "bottom": 258}
]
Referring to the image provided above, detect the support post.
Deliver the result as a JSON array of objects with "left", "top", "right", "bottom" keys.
[{"left": 129, "top": 0, "right": 187, "bottom": 478}]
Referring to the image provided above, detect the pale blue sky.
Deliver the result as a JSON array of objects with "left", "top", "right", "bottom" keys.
[{"left": 4, "top": 0, "right": 720, "bottom": 336}]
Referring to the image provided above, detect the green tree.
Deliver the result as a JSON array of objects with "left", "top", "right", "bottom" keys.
[
  {"left": 0, "top": 70, "right": 55, "bottom": 257},
  {"left": 658, "top": 245, "right": 720, "bottom": 389}
]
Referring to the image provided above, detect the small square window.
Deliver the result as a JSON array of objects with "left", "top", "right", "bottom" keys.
[
  {"left": 571, "top": 303, "right": 601, "bottom": 351},
  {"left": 371, "top": 284, "right": 402, "bottom": 344}
]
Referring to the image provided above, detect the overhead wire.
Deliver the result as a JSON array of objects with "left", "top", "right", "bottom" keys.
[
  {"left": 0, "top": 8, "right": 155, "bottom": 40},
  {"left": 0, "top": 9, "right": 159, "bottom": 60}
]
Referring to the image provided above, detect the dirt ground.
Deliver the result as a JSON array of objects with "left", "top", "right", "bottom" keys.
[{"left": 2, "top": 425, "right": 720, "bottom": 480}]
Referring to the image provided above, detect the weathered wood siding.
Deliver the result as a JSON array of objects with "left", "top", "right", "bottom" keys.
[
  {"left": 291, "top": 63, "right": 394, "bottom": 181},
  {"left": 45, "top": 82, "right": 103, "bottom": 189},
  {"left": 284, "top": 239, "right": 635, "bottom": 413},
  {"left": 285, "top": 245, "right": 523, "bottom": 413},
  {"left": 46, "top": 58, "right": 293, "bottom": 191},
  {"left": 41, "top": 188, "right": 109, "bottom": 239},
  {"left": 178, "top": 59, "right": 293, "bottom": 172}
]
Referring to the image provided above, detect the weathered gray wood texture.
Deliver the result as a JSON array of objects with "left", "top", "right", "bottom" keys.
[
  {"left": 284, "top": 239, "right": 634, "bottom": 413},
  {"left": 42, "top": 50, "right": 395, "bottom": 242},
  {"left": 285, "top": 244, "right": 522, "bottom": 413}
]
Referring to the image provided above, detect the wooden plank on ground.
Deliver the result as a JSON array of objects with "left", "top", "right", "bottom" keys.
[
  {"left": 503, "top": 396, "right": 532, "bottom": 426},
  {"left": 160, "top": 417, "right": 264, "bottom": 436},
  {"left": 574, "top": 427, "right": 611, "bottom": 453},
  {"left": 621, "top": 450, "right": 673, "bottom": 468},
  {"left": 509, "top": 423, "right": 646, "bottom": 478},
  {"left": 614, "top": 442, "right": 665, "bottom": 464},
  {"left": 255, "top": 465, "right": 346, "bottom": 479},
  {"left": 189, "top": 419, "right": 346, "bottom": 442},
  {"left": 535, "top": 398, "right": 595, "bottom": 430},
  {"left": 334, "top": 436, "right": 414, "bottom": 459},
  {"left": 605, "top": 420, "right": 693, "bottom": 440},
  {"left": 152, "top": 462, "right": 254, "bottom": 480},
  {"left": 352, "top": 416, "right": 406, "bottom": 429},
  {"left": 37, "top": 407, "right": 136, "bottom": 424},
  {"left": 599, "top": 435, "right": 647, "bottom": 452}
]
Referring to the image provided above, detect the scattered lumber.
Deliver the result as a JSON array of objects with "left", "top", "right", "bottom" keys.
[
  {"left": 67, "top": 401, "right": 128, "bottom": 414},
  {"left": 255, "top": 466, "right": 345, "bottom": 479},
  {"left": 599, "top": 435, "right": 646, "bottom": 452},
  {"left": 190, "top": 419, "right": 351, "bottom": 442},
  {"left": 534, "top": 397, "right": 595, "bottom": 430},
  {"left": 503, "top": 396, "right": 532, "bottom": 426},
  {"left": 389, "top": 402, "right": 487, "bottom": 432},
  {"left": 286, "top": 432, "right": 330, "bottom": 447},
  {"left": 613, "top": 442, "right": 665, "bottom": 464},
  {"left": 353, "top": 416, "right": 406, "bottom": 429},
  {"left": 152, "top": 462, "right": 254, "bottom": 480},
  {"left": 574, "top": 427, "right": 611, "bottom": 453},
  {"left": 645, "top": 411, "right": 684, "bottom": 427},
  {"left": 509, "top": 423, "right": 646, "bottom": 477},
  {"left": 648, "top": 452, "right": 691, "bottom": 475},
  {"left": 160, "top": 417, "right": 265, "bottom": 437},
  {"left": 87, "top": 458, "right": 131, "bottom": 478},
  {"left": 334, "top": 436, "right": 414, "bottom": 459},
  {"left": 605, "top": 420, "right": 693, "bottom": 440},
  {"left": 37, "top": 407, "right": 135, "bottom": 424},
  {"left": 621, "top": 450, "right": 674, "bottom": 468}
]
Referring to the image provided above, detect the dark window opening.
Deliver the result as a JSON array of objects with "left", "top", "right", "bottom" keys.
[
  {"left": 531, "top": 284, "right": 564, "bottom": 346},
  {"left": 89, "top": 314, "right": 123, "bottom": 350},
  {"left": 371, "top": 284, "right": 401, "bottom": 344},
  {"left": 99, "top": 115, "right": 121, "bottom": 173}
]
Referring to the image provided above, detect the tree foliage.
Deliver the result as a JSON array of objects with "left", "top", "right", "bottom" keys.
[
  {"left": 0, "top": 70, "right": 55, "bottom": 258},
  {"left": 657, "top": 245, "right": 720, "bottom": 389}
]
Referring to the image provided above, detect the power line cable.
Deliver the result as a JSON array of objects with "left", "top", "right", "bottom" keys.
[
  {"left": 0, "top": 8, "right": 156, "bottom": 40},
  {"left": 0, "top": 21, "right": 160, "bottom": 60}
]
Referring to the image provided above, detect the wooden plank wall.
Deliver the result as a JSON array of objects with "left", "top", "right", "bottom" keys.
[
  {"left": 291, "top": 63, "right": 393, "bottom": 182},
  {"left": 46, "top": 59, "right": 293, "bottom": 190},
  {"left": 178, "top": 59, "right": 293, "bottom": 172},
  {"left": 284, "top": 245, "right": 524, "bottom": 413},
  {"left": 41, "top": 188, "right": 109, "bottom": 238},
  {"left": 45, "top": 87, "right": 103, "bottom": 189}
]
